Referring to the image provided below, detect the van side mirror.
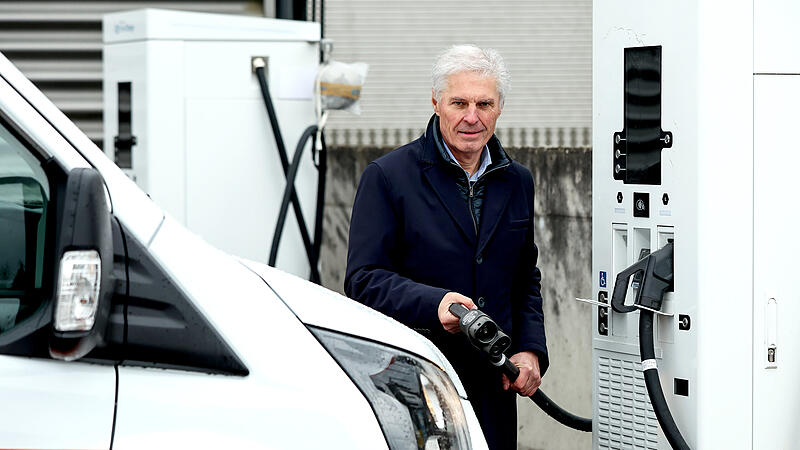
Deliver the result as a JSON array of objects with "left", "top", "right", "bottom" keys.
[{"left": 49, "top": 168, "right": 114, "bottom": 361}]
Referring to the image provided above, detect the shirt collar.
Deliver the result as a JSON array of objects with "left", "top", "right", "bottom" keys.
[{"left": 441, "top": 140, "right": 492, "bottom": 182}]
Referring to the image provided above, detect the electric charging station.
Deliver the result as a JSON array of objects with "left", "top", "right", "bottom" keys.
[
  {"left": 592, "top": 1, "right": 800, "bottom": 448},
  {"left": 102, "top": 9, "right": 321, "bottom": 278}
]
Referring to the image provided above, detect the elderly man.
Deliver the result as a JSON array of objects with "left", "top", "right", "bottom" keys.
[{"left": 345, "top": 44, "right": 548, "bottom": 450}]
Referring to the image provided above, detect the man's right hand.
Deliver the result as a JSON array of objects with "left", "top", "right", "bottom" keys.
[{"left": 438, "top": 292, "right": 476, "bottom": 333}]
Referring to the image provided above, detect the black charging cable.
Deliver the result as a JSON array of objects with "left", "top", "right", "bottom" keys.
[
  {"left": 254, "top": 64, "right": 325, "bottom": 284},
  {"left": 639, "top": 310, "right": 689, "bottom": 450},
  {"left": 311, "top": 132, "right": 327, "bottom": 274},
  {"left": 448, "top": 303, "right": 592, "bottom": 433},
  {"left": 269, "top": 125, "right": 325, "bottom": 275},
  {"left": 612, "top": 242, "right": 690, "bottom": 450}
]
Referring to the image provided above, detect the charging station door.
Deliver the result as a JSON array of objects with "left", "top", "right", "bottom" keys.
[
  {"left": 103, "top": 9, "right": 321, "bottom": 278},
  {"left": 752, "top": 1, "right": 800, "bottom": 442}
]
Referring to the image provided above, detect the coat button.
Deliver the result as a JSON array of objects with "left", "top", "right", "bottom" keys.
[
  {"left": 476, "top": 254, "right": 483, "bottom": 264},
  {"left": 477, "top": 297, "right": 486, "bottom": 308}
]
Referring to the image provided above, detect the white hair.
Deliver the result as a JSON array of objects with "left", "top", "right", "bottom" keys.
[{"left": 432, "top": 44, "right": 510, "bottom": 105}]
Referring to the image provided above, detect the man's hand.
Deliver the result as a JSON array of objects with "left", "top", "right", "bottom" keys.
[
  {"left": 438, "top": 292, "right": 476, "bottom": 333},
  {"left": 502, "top": 351, "right": 541, "bottom": 396}
]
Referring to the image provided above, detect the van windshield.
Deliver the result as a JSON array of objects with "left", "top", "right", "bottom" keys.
[{"left": 0, "top": 123, "right": 50, "bottom": 333}]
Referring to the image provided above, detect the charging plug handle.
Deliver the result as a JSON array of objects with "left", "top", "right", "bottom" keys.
[
  {"left": 611, "top": 242, "right": 674, "bottom": 313},
  {"left": 449, "top": 303, "right": 470, "bottom": 319}
]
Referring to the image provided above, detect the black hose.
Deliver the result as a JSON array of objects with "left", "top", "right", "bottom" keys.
[
  {"left": 255, "top": 65, "right": 321, "bottom": 283},
  {"left": 311, "top": 133, "right": 327, "bottom": 270},
  {"left": 270, "top": 125, "right": 319, "bottom": 279},
  {"left": 639, "top": 310, "right": 690, "bottom": 450},
  {"left": 494, "top": 348, "right": 590, "bottom": 432},
  {"left": 320, "top": 0, "right": 325, "bottom": 40},
  {"left": 502, "top": 360, "right": 591, "bottom": 432},
  {"left": 530, "top": 390, "right": 592, "bottom": 432}
]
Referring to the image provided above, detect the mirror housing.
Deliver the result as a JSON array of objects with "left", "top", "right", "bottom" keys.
[{"left": 49, "top": 168, "right": 114, "bottom": 361}]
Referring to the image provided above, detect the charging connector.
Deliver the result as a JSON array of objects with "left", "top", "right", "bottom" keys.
[
  {"left": 251, "top": 56, "right": 268, "bottom": 74},
  {"left": 448, "top": 303, "right": 592, "bottom": 433}
]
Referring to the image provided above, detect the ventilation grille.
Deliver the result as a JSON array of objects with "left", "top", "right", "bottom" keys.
[{"left": 597, "top": 356, "right": 660, "bottom": 449}]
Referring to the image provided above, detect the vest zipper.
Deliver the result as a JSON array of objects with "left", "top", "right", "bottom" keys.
[
  {"left": 468, "top": 181, "right": 477, "bottom": 235},
  {"left": 468, "top": 160, "right": 509, "bottom": 237},
  {"left": 442, "top": 147, "right": 510, "bottom": 238}
]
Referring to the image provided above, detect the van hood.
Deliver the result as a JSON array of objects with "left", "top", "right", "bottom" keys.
[{"left": 240, "top": 261, "right": 467, "bottom": 398}]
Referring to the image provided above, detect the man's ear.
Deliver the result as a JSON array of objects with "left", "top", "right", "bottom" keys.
[{"left": 432, "top": 90, "right": 439, "bottom": 115}]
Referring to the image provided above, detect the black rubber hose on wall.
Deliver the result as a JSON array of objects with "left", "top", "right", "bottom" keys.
[
  {"left": 255, "top": 65, "right": 322, "bottom": 283},
  {"left": 269, "top": 125, "right": 320, "bottom": 278}
]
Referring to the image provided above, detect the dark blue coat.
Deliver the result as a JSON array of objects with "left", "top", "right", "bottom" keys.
[{"left": 345, "top": 115, "right": 548, "bottom": 449}]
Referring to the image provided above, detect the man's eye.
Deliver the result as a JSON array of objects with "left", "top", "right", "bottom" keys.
[
  {"left": 452, "top": 101, "right": 465, "bottom": 106},
  {"left": 478, "top": 102, "right": 492, "bottom": 108}
]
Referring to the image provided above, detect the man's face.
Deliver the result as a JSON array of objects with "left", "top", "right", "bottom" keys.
[{"left": 432, "top": 71, "right": 502, "bottom": 157}]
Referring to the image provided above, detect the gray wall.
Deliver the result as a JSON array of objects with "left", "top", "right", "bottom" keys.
[{"left": 320, "top": 145, "right": 593, "bottom": 450}]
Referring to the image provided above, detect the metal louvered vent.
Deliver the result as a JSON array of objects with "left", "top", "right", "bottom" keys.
[
  {"left": 0, "top": 1, "right": 261, "bottom": 149},
  {"left": 597, "top": 356, "right": 660, "bottom": 449}
]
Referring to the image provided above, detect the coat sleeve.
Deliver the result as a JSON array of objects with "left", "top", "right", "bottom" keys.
[
  {"left": 344, "top": 162, "right": 448, "bottom": 331},
  {"left": 512, "top": 170, "right": 550, "bottom": 375}
]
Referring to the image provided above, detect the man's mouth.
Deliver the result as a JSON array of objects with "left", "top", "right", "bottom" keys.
[{"left": 458, "top": 130, "right": 483, "bottom": 136}]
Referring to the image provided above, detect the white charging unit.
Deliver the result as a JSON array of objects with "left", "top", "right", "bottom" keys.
[
  {"left": 592, "top": 1, "right": 800, "bottom": 448},
  {"left": 103, "top": 9, "right": 320, "bottom": 278}
]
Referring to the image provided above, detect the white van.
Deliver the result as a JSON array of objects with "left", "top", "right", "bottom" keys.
[{"left": 0, "top": 52, "right": 486, "bottom": 449}]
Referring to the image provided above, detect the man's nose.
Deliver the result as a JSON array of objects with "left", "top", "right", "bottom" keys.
[{"left": 464, "top": 104, "right": 479, "bottom": 124}]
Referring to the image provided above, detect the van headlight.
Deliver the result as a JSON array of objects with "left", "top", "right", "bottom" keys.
[{"left": 311, "top": 328, "right": 471, "bottom": 450}]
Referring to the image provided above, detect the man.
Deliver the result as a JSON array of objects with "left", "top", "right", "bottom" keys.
[{"left": 345, "top": 44, "right": 548, "bottom": 450}]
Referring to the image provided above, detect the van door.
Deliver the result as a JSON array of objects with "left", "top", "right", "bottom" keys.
[{"left": 0, "top": 115, "right": 115, "bottom": 448}]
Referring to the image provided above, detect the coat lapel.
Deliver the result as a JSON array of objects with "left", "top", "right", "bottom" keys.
[
  {"left": 477, "top": 169, "right": 517, "bottom": 254},
  {"left": 419, "top": 115, "right": 477, "bottom": 246},
  {"left": 421, "top": 164, "right": 478, "bottom": 246}
]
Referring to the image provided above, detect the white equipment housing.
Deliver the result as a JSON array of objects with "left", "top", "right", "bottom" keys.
[
  {"left": 103, "top": 9, "right": 320, "bottom": 278},
  {"left": 592, "top": 1, "right": 800, "bottom": 448}
]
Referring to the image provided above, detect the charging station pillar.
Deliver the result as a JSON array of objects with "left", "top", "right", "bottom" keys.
[
  {"left": 102, "top": 9, "right": 320, "bottom": 278},
  {"left": 593, "top": 1, "right": 800, "bottom": 448}
]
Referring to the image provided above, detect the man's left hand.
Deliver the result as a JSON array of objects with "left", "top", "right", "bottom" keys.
[{"left": 501, "top": 351, "right": 541, "bottom": 396}]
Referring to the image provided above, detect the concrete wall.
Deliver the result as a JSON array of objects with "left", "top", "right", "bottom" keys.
[{"left": 320, "top": 145, "right": 593, "bottom": 450}]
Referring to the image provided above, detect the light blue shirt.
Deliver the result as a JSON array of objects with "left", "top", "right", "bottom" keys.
[{"left": 442, "top": 140, "right": 492, "bottom": 182}]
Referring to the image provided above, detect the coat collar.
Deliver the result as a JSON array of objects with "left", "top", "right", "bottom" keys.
[
  {"left": 419, "top": 115, "right": 517, "bottom": 251},
  {"left": 420, "top": 114, "right": 511, "bottom": 171}
]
